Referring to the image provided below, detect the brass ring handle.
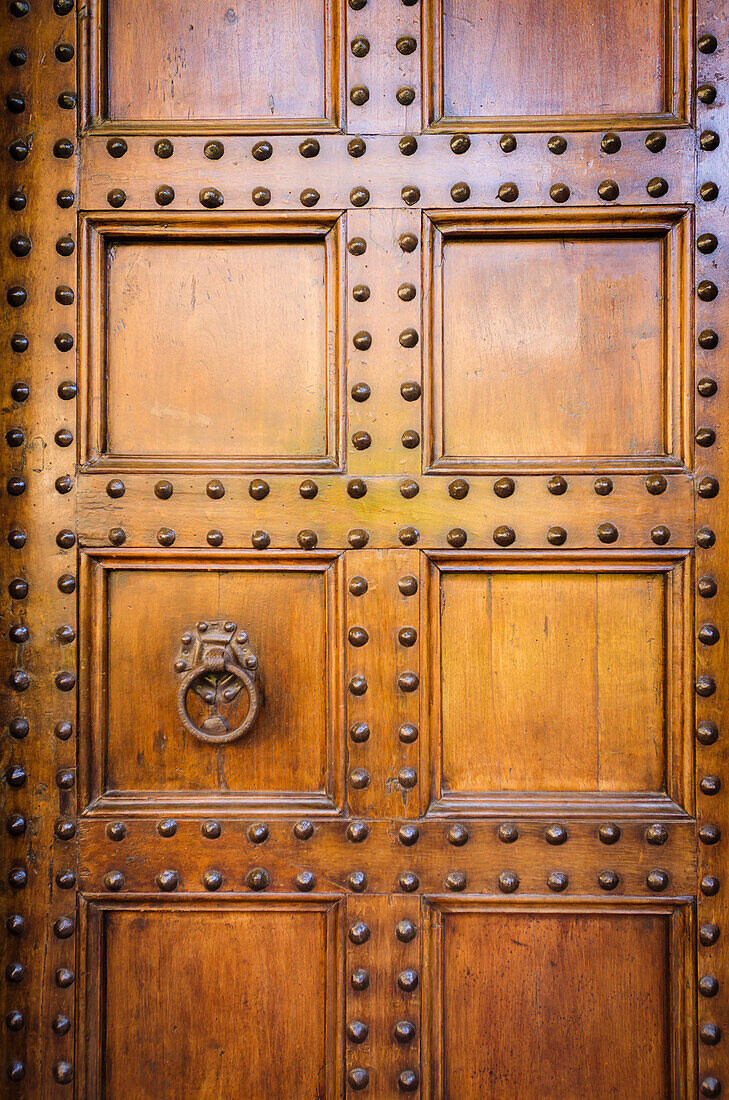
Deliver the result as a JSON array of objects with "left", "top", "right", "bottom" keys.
[{"left": 174, "top": 622, "right": 260, "bottom": 745}]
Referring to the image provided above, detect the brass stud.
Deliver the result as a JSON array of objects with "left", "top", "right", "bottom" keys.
[
  {"left": 698, "top": 83, "right": 717, "bottom": 104},
  {"left": 651, "top": 525, "right": 670, "bottom": 545},
  {"left": 155, "top": 479, "right": 173, "bottom": 500},
  {"left": 701, "top": 774, "right": 722, "bottom": 795},
  {"left": 297, "top": 529, "right": 317, "bottom": 550},
  {"left": 450, "top": 134, "right": 471, "bottom": 154},
  {"left": 402, "top": 185, "right": 420, "bottom": 205},
  {"left": 702, "top": 875, "right": 721, "bottom": 894},
  {"left": 399, "top": 575, "right": 418, "bottom": 596},
  {"left": 155, "top": 185, "right": 174, "bottom": 206},
  {"left": 498, "top": 871, "right": 519, "bottom": 893},
  {"left": 299, "top": 138, "right": 320, "bottom": 157},
  {"left": 249, "top": 478, "right": 269, "bottom": 500},
  {"left": 353, "top": 284, "right": 370, "bottom": 302},
  {"left": 700, "top": 1023, "right": 721, "bottom": 1045},
  {"left": 493, "top": 525, "right": 515, "bottom": 546},
  {"left": 698, "top": 280, "right": 718, "bottom": 302},
  {"left": 700, "top": 131, "right": 720, "bottom": 151},
  {"left": 494, "top": 476, "right": 515, "bottom": 498},
  {"left": 448, "top": 477, "right": 469, "bottom": 499},
  {"left": 347, "top": 821, "right": 369, "bottom": 843},
  {"left": 547, "top": 475, "right": 567, "bottom": 495},
  {"left": 645, "top": 131, "right": 666, "bottom": 152},
  {"left": 594, "top": 476, "right": 613, "bottom": 496},
  {"left": 548, "top": 135, "right": 567, "bottom": 154},
  {"left": 645, "top": 473, "right": 667, "bottom": 495},
  {"left": 107, "top": 188, "right": 126, "bottom": 208},
  {"left": 398, "top": 824, "right": 419, "bottom": 846},
  {"left": 350, "top": 186, "right": 370, "bottom": 207},
  {"left": 352, "top": 382, "right": 371, "bottom": 402},
  {"left": 699, "top": 923, "right": 720, "bottom": 946},
  {"left": 348, "top": 529, "right": 369, "bottom": 549},
  {"left": 698, "top": 577, "right": 718, "bottom": 599},
  {"left": 251, "top": 530, "right": 271, "bottom": 550},
  {"left": 547, "top": 526, "right": 567, "bottom": 546},
  {"left": 401, "top": 429, "right": 420, "bottom": 448},
  {"left": 646, "top": 177, "right": 668, "bottom": 197},
  {"left": 446, "top": 871, "right": 467, "bottom": 891},
  {"left": 252, "top": 187, "right": 271, "bottom": 207},
  {"left": 399, "top": 233, "right": 418, "bottom": 252},
  {"left": 203, "top": 140, "right": 224, "bottom": 160},
  {"left": 349, "top": 921, "right": 371, "bottom": 945},
  {"left": 451, "top": 182, "right": 470, "bottom": 203},
  {"left": 601, "top": 132, "right": 621, "bottom": 154},
  {"left": 199, "top": 187, "right": 224, "bottom": 209},
  {"left": 645, "top": 823, "right": 668, "bottom": 845},
  {"left": 700, "top": 181, "right": 719, "bottom": 202},
  {"left": 598, "top": 870, "right": 619, "bottom": 891},
  {"left": 696, "top": 673, "right": 717, "bottom": 695},
  {"left": 202, "top": 870, "right": 223, "bottom": 891},
  {"left": 352, "top": 430, "right": 372, "bottom": 450},
  {"left": 350, "top": 967, "right": 369, "bottom": 990},
  {"left": 547, "top": 871, "right": 568, "bottom": 892},
  {"left": 646, "top": 869, "right": 669, "bottom": 892},
  {"left": 401, "top": 380, "right": 421, "bottom": 400},
  {"left": 396, "top": 918, "right": 417, "bottom": 942},
  {"left": 698, "top": 32, "right": 718, "bottom": 53},
  {"left": 106, "top": 478, "right": 125, "bottom": 499},
  {"left": 246, "top": 868, "right": 270, "bottom": 891},
  {"left": 398, "top": 766, "right": 417, "bottom": 788},
  {"left": 545, "top": 823, "right": 569, "bottom": 845},
  {"left": 598, "top": 822, "right": 621, "bottom": 844},
  {"left": 300, "top": 479, "right": 318, "bottom": 499},
  {"left": 598, "top": 179, "right": 619, "bottom": 201},
  {"left": 550, "top": 183, "right": 570, "bottom": 203},
  {"left": 699, "top": 975, "right": 720, "bottom": 998},
  {"left": 201, "top": 820, "right": 222, "bottom": 839},
  {"left": 447, "top": 528, "right": 467, "bottom": 548},
  {"left": 498, "top": 182, "right": 519, "bottom": 202},
  {"left": 498, "top": 823, "right": 519, "bottom": 843},
  {"left": 349, "top": 768, "right": 371, "bottom": 790},
  {"left": 348, "top": 625, "right": 369, "bottom": 647},
  {"left": 156, "top": 870, "right": 178, "bottom": 892},
  {"left": 399, "top": 134, "right": 418, "bottom": 156},
  {"left": 701, "top": 1077, "right": 722, "bottom": 1098},
  {"left": 350, "top": 85, "right": 370, "bottom": 106},
  {"left": 349, "top": 576, "right": 368, "bottom": 596},
  {"left": 398, "top": 283, "right": 417, "bottom": 302},
  {"left": 400, "top": 479, "right": 419, "bottom": 498},
  {"left": 697, "top": 527, "right": 716, "bottom": 548},
  {"left": 349, "top": 674, "right": 368, "bottom": 695},
  {"left": 348, "top": 870, "right": 368, "bottom": 892},
  {"left": 398, "top": 671, "right": 419, "bottom": 692},
  {"left": 398, "top": 872, "right": 419, "bottom": 893},
  {"left": 500, "top": 133, "right": 517, "bottom": 152},
  {"left": 699, "top": 824, "right": 721, "bottom": 845},
  {"left": 347, "top": 1068, "right": 369, "bottom": 1091},
  {"left": 252, "top": 141, "right": 272, "bottom": 161},
  {"left": 155, "top": 139, "right": 173, "bottom": 158},
  {"left": 109, "top": 528, "right": 126, "bottom": 546},
  {"left": 597, "top": 522, "right": 619, "bottom": 543},
  {"left": 397, "top": 34, "right": 417, "bottom": 54},
  {"left": 399, "top": 722, "right": 418, "bottom": 742},
  {"left": 396, "top": 87, "right": 416, "bottom": 106},
  {"left": 697, "top": 233, "right": 718, "bottom": 254},
  {"left": 350, "top": 722, "right": 370, "bottom": 744},
  {"left": 348, "top": 137, "right": 366, "bottom": 158},
  {"left": 300, "top": 187, "right": 320, "bottom": 207},
  {"left": 157, "top": 527, "right": 175, "bottom": 546}
]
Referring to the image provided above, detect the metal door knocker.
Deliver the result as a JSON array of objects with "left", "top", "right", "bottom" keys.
[{"left": 174, "top": 620, "right": 260, "bottom": 744}]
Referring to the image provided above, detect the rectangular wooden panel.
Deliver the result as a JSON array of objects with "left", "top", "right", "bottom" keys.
[
  {"left": 80, "top": 900, "right": 341, "bottom": 1099},
  {"left": 80, "top": 552, "right": 343, "bottom": 812},
  {"left": 80, "top": 213, "right": 344, "bottom": 471},
  {"left": 424, "top": 209, "right": 691, "bottom": 472},
  {"left": 428, "top": 554, "right": 692, "bottom": 812},
  {"left": 425, "top": 0, "right": 690, "bottom": 129},
  {"left": 83, "top": 0, "right": 343, "bottom": 131},
  {"left": 425, "top": 902, "right": 694, "bottom": 1099}
]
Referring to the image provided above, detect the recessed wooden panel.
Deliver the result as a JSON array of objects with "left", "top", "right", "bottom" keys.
[
  {"left": 427, "top": 903, "right": 692, "bottom": 1099},
  {"left": 424, "top": 210, "right": 690, "bottom": 472},
  {"left": 80, "top": 214, "right": 343, "bottom": 471},
  {"left": 425, "top": 0, "right": 690, "bottom": 129},
  {"left": 82, "top": 901, "right": 340, "bottom": 1099},
  {"left": 80, "top": 553, "right": 342, "bottom": 811},
  {"left": 430, "top": 554, "right": 692, "bottom": 811},
  {"left": 85, "top": 0, "right": 342, "bottom": 131}
]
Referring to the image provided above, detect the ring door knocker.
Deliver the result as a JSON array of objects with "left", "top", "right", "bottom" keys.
[{"left": 174, "top": 621, "right": 260, "bottom": 745}]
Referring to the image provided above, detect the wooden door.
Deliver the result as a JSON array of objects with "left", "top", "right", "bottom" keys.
[{"left": 1, "top": 1, "right": 727, "bottom": 1097}]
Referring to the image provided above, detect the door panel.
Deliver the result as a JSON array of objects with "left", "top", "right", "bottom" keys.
[{"left": 2, "top": 1, "right": 727, "bottom": 1098}]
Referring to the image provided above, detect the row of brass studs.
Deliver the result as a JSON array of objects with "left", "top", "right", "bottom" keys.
[
  {"left": 695, "top": 23, "right": 722, "bottom": 1100},
  {"left": 105, "top": 179, "right": 684, "bottom": 210},
  {"left": 5, "top": 0, "right": 77, "bottom": 1088}
]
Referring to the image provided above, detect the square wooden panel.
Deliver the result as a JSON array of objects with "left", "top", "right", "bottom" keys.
[
  {"left": 81, "top": 0, "right": 344, "bottom": 133},
  {"left": 79, "top": 213, "right": 344, "bottom": 473},
  {"left": 425, "top": 552, "right": 693, "bottom": 816},
  {"left": 78, "top": 899, "right": 342, "bottom": 1099},
  {"left": 423, "top": 0, "right": 691, "bottom": 130},
  {"left": 79, "top": 551, "right": 344, "bottom": 815},
  {"left": 423, "top": 209, "right": 691, "bottom": 474},
  {"left": 424, "top": 901, "right": 694, "bottom": 1099}
]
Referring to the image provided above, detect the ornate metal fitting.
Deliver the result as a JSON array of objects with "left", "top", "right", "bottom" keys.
[{"left": 174, "top": 621, "right": 260, "bottom": 744}]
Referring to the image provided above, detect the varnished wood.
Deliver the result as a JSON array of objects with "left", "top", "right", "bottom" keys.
[{"left": 2, "top": 0, "right": 725, "bottom": 1096}]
